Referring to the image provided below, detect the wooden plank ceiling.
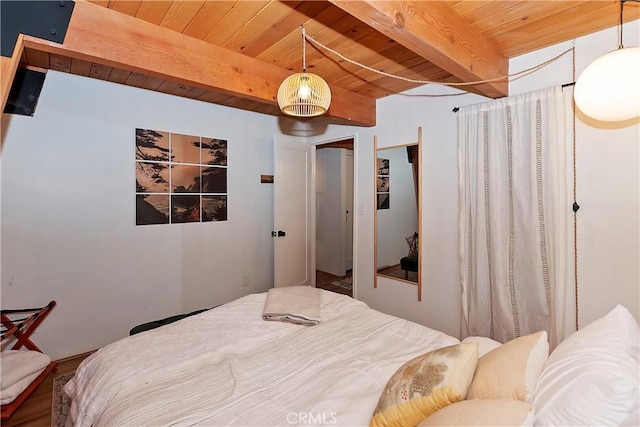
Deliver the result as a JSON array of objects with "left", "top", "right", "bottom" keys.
[{"left": 17, "top": 0, "right": 640, "bottom": 126}]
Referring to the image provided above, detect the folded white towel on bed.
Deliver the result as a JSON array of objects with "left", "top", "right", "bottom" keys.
[{"left": 262, "top": 286, "right": 321, "bottom": 326}]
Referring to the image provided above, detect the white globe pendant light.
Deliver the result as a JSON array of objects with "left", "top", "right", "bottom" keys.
[
  {"left": 574, "top": 1, "right": 640, "bottom": 121},
  {"left": 575, "top": 47, "right": 640, "bottom": 121},
  {"left": 277, "top": 26, "right": 331, "bottom": 118}
]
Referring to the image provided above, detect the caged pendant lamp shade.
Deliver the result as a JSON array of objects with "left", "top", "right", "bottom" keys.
[
  {"left": 278, "top": 72, "right": 331, "bottom": 117},
  {"left": 277, "top": 26, "right": 331, "bottom": 118},
  {"left": 574, "top": 0, "right": 640, "bottom": 122}
]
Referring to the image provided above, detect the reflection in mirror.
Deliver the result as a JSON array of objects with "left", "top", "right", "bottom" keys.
[{"left": 374, "top": 128, "right": 422, "bottom": 301}]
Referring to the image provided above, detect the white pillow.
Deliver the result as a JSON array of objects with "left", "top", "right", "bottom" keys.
[
  {"left": 461, "top": 336, "right": 502, "bottom": 357},
  {"left": 534, "top": 305, "right": 640, "bottom": 427}
]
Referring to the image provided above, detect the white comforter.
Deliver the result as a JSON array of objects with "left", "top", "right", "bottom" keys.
[{"left": 66, "top": 290, "right": 458, "bottom": 426}]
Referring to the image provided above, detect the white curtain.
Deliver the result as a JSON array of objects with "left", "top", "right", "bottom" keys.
[{"left": 458, "top": 86, "right": 569, "bottom": 348}]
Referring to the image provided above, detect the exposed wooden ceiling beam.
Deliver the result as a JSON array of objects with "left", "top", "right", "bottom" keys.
[
  {"left": 21, "top": 0, "right": 376, "bottom": 126},
  {"left": 328, "top": 0, "right": 508, "bottom": 98}
]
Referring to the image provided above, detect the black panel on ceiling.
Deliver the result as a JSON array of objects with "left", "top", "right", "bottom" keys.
[{"left": 1, "top": 1, "right": 75, "bottom": 57}]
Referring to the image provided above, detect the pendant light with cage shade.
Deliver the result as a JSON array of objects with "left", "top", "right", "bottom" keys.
[
  {"left": 277, "top": 26, "right": 331, "bottom": 117},
  {"left": 574, "top": 0, "right": 640, "bottom": 121}
]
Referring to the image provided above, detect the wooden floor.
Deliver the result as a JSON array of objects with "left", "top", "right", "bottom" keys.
[
  {"left": 4, "top": 352, "right": 92, "bottom": 427},
  {"left": 315, "top": 269, "right": 352, "bottom": 297},
  {"left": 315, "top": 266, "right": 418, "bottom": 296},
  {"left": 377, "top": 264, "right": 418, "bottom": 283}
]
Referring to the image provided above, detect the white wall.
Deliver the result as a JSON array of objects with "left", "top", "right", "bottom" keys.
[
  {"left": 308, "top": 88, "right": 472, "bottom": 338},
  {"left": 309, "top": 20, "right": 639, "bottom": 339},
  {"left": 1, "top": 71, "right": 280, "bottom": 359},
  {"left": 509, "top": 21, "right": 639, "bottom": 333},
  {"left": 2, "top": 22, "right": 637, "bottom": 360}
]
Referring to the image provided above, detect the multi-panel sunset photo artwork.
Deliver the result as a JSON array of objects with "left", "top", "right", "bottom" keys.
[{"left": 135, "top": 128, "right": 228, "bottom": 225}]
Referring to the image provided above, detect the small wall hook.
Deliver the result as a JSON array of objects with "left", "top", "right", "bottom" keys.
[{"left": 572, "top": 202, "right": 580, "bottom": 213}]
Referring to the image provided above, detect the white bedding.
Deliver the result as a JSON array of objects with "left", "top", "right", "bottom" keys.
[{"left": 65, "top": 289, "right": 458, "bottom": 426}]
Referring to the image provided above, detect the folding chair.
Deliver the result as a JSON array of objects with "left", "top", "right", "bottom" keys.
[{"left": 1, "top": 301, "right": 57, "bottom": 420}]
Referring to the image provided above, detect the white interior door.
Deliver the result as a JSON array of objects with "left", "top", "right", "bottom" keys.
[{"left": 274, "top": 136, "right": 312, "bottom": 287}]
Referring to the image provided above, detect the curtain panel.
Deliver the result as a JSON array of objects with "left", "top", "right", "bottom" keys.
[{"left": 457, "top": 86, "right": 569, "bottom": 347}]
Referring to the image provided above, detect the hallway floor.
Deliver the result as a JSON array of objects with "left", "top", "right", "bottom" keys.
[{"left": 316, "top": 270, "right": 352, "bottom": 297}]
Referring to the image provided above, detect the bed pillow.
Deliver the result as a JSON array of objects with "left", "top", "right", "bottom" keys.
[
  {"left": 461, "top": 336, "right": 502, "bottom": 357},
  {"left": 467, "top": 331, "right": 548, "bottom": 402},
  {"left": 370, "top": 343, "right": 478, "bottom": 427},
  {"left": 534, "top": 305, "right": 639, "bottom": 427},
  {"left": 418, "top": 398, "right": 534, "bottom": 426}
]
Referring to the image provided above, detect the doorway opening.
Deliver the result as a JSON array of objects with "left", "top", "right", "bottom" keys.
[{"left": 314, "top": 137, "right": 354, "bottom": 297}]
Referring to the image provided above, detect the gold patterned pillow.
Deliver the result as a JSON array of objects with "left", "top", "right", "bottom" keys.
[{"left": 370, "top": 343, "right": 479, "bottom": 427}]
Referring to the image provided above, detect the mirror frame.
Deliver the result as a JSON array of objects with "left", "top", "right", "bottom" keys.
[{"left": 374, "top": 127, "right": 422, "bottom": 301}]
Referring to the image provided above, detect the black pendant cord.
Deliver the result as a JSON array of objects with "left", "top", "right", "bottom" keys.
[
  {"left": 619, "top": 0, "right": 640, "bottom": 48},
  {"left": 571, "top": 46, "right": 580, "bottom": 332},
  {"left": 620, "top": 0, "right": 625, "bottom": 49}
]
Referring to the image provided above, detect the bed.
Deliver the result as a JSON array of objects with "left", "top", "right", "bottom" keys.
[{"left": 65, "top": 288, "right": 639, "bottom": 427}]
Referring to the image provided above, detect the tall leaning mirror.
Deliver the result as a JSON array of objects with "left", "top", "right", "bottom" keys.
[{"left": 374, "top": 127, "right": 422, "bottom": 301}]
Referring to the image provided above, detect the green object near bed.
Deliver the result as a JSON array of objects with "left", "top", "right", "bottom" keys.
[{"left": 129, "top": 308, "right": 212, "bottom": 335}]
